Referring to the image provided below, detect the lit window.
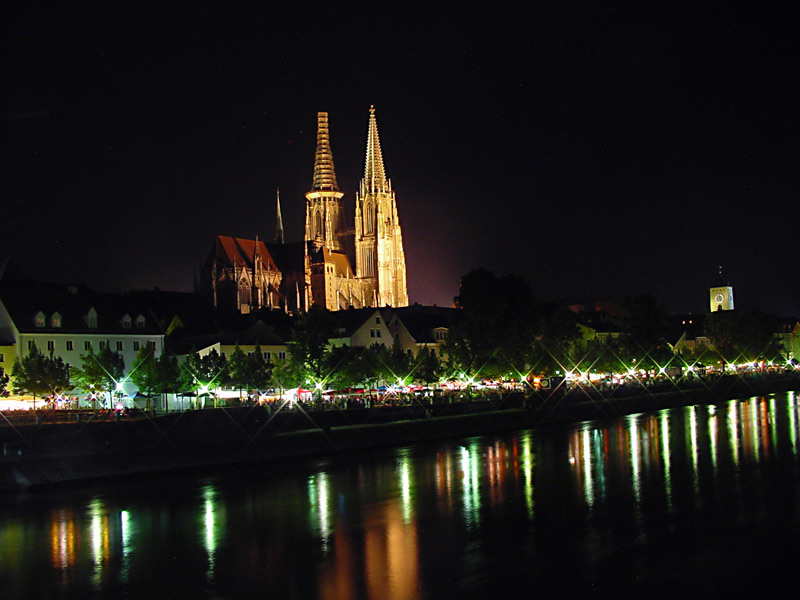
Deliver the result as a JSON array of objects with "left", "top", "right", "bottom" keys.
[
  {"left": 87, "top": 308, "right": 98, "bottom": 329},
  {"left": 51, "top": 313, "right": 62, "bottom": 328},
  {"left": 35, "top": 312, "right": 46, "bottom": 328}
]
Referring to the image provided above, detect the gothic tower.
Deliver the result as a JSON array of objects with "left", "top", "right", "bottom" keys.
[
  {"left": 355, "top": 106, "right": 409, "bottom": 307},
  {"left": 305, "top": 112, "right": 344, "bottom": 252}
]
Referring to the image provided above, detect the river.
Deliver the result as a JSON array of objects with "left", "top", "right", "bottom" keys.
[{"left": 2, "top": 391, "right": 800, "bottom": 598}]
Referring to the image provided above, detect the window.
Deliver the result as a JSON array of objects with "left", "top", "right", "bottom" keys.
[
  {"left": 35, "top": 312, "right": 46, "bottom": 328},
  {"left": 87, "top": 308, "right": 98, "bottom": 329},
  {"left": 28, "top": 340, "right": 35, "bottom": 350},
  {"left": 370, "top": 330, "right": 375, "bottom": 338},
  {"left": 136, "top": 315, "right": 146, "bottom": 330},
  {"left": 99, "top": 341, "right": 108, "bottom": 350},
  {"left": 376, "top": 329, "right": 381, "bottom": 338},
  {"left": 85, "top": 341, "right": 92, "bottom": 351},
  {"left": 47, "top": 340, "right": 55, "bottom": 351},
  {"left": 51, "top": 313, "right": 62, "bottom": 328},
  {"left": 133, "top": 341, "right": 140, "bottom": 351},
  {"left": 122, "top": 314, "right": 132, "bottom": 329},
  {"left": 278, "top": 351, "right": 286, "bottom": 360},
  {"left": 148, "top": 341, "right": 156, "bottom": 349},
  {"left": 376, "top": 317, "right": 381, "bottom": 324},
  {"left": 221, "top": 352, "right": 227, "bottom": 360},
  {"left": 264, "top": 351, "right": 271, "bottom": 360},
  {"left": 66, "top": 340, "right": 74, "bottom": 351},
  {"left": 435, "top": 330, "right": 447, "bottom": 340},
  {"left": 0, "top": 353, "right": 4, "bottom": 362},
  {"left": 116, "top": 341, "right": 123, "bottom": 351}
]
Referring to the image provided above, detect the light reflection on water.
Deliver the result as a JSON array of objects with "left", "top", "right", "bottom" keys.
[{"left": 2, "top": 391, "right": 800, "bottom": 598}]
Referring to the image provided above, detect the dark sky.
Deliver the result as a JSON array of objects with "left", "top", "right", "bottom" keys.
[{"left": 4, "top": 3, "right": 797, "bottom": 316}]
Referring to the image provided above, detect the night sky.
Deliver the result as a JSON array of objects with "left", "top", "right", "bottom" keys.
[{"left": 5, "top": 4, "right": 797, "bottom": 316}]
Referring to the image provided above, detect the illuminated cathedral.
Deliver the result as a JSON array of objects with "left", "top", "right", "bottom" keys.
[{"left": 202, "top": 107, "right": 409, "bottom": 313}]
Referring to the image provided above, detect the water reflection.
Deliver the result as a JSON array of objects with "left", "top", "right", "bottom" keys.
[{"left": 3, "top": 391, "right": 800, "bottom": 598}]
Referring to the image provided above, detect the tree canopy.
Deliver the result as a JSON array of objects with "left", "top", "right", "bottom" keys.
[
  {"left": 12, "top": 345, "right": 71, "bottom": 398},
  {"left": 71, "top": 346, "right": 125, "bottom": 398}
]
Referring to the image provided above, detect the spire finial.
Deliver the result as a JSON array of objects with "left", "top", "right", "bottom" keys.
[
  {"left": 363, "top": 105, "right": 387, "bottom": 193},
  {"left": 310, "top": 112, "right": 340, "bottom": 193}
]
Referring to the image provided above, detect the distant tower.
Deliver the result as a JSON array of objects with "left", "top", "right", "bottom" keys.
[
  {"left": 710, "top": 265, "right": 735, "bottom": 312},
  {"left": 305, "top": 112, "right": 344, "bottom": 252},
  {"left": 354, "top": 106, "right": 408, "bottom": 307},
  {"left": 275, "top": 187, "right": 285, "bottom": 244}
]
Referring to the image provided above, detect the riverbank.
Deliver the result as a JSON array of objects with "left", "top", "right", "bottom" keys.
[{"left": 2, "top": 372, "right": 799, "bottom": 491}]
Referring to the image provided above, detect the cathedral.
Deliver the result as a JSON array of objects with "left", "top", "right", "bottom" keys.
[{"left": 202, "top": 107, "right": 409, "bottom": 314}]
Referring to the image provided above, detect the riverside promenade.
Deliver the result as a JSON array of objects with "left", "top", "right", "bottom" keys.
[{"left": 2, "top": 372, "right": 799, "bottom": 491}]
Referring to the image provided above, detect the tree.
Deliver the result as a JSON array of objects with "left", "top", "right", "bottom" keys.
[
  {"left": 129, "top": 346, "right": 182, "bottom": 412},
  {"left": 0, "top": 367, "right": 8, "bottom": 397},
  {"left": 11, "top": 345, "right": 71, "bottom": 405},
  {"left": 446, "top": 269, "right": 537, "bottom": 378},
  {"left": 615, "top": 295, "right": 672, "bottom": 371},
  {"left": 411, "top": 348, "right": 442, "bottom": 386},
  {"left": 184, "top": 349, "right": 229, "bottom": 391},
  {"left": 71, "top": 346, "right": 125, "bottom": 406},
  {"left": 705, "top": 310, "right": 783, "bottom": 365},
  {"left": 288, "top": 305, "right": 336, "bottom": 382}
]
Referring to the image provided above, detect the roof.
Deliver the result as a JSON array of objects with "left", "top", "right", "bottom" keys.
[
  {"left": 0, "top": 282, "right": 166, "bottom": 335},
  {"left": 330, "top": 307, "right": 388, "bottom": 338},
  {"left": 324, "top": 248, "right": 355, "bottom": 278},
  {"left": 212, "top": 236, "right": 279, "bottom": 272},
  {"left": 389, "top": 305, "right": 460, "bottom": 343}
]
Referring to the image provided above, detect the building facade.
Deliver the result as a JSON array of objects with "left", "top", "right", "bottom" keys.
[
  {"left": 0, "top": 283, "right": 165, "bottom": 402},
  {"left": 203, "top": 107, "right": 409, "bottom": 314}
]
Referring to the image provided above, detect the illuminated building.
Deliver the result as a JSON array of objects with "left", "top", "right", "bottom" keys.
[
  {"left": 710, "top": 266, "right": 734, "bottom": 312},
  {"left": 203, "top": 107, "right": 409, "bottom": 314}
]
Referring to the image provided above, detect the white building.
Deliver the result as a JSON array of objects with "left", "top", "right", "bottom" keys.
[{"left": 0, "top": 282, "right": 165, "bottom": 404}]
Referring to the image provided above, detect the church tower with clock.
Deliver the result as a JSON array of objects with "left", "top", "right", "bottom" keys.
[{"left": 709, "top": 266, "right": 734, "bottom": 312}]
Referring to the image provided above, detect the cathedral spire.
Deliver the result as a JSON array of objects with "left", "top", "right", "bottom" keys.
[
  {"left": 275, "top": 187, "right": 284, "bottom": 244},
  {"left": 310, "top": 112, "right": 340, "bottom": 193},
  {"left": 305, "top": 112, "right": 345, "bottom": 252},
  {"left": 363, "top": 105, "right": 388, "bottom": 193}
]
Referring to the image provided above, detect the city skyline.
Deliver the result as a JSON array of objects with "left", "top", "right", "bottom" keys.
[{"left": 5, "top": 4, "right": 796, "bottom": 315}]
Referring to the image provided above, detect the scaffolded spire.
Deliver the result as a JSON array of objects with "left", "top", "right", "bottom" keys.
[
  {"left": 310, "top": 112, "right": 340, "bottom": 192},
  {"left": 275, "top": 187, "right": 285, "bottom": 244},
  {"left": 363, "top": 105, "right": 388, "bottom": 194}
]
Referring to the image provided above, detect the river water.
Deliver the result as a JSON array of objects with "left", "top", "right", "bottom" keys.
[{"left": 2, "top": 392, "right": 800, "bottom": 599}]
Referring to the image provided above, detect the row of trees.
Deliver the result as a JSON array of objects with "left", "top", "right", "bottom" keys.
[{"left": 444, "top": 269, "right": 787, "bottom": 379}]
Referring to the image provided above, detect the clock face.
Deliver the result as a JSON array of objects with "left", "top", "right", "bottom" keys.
[{"left": 715, "top": 293, "right": 724, "bottom": 303}]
